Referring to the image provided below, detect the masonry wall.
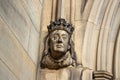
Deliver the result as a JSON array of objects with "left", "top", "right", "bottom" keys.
[
  {"left": 0, "top": 0, "right": 120, "bottom": 80},
  {"left": 39, "top": 0, "right": 120, "bottom": 80},
  {"left": 0, "top": 0, "right": 43, "bottom": 80}
]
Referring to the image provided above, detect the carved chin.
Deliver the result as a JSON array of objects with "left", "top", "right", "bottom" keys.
[
  {"left": 50, "top": 52, "right": 66, "bottom": 60},
  {"left": 54, "top": 48, "right": 65, "bottom": 52},
  {"left": 54, "top": 46, "right": 67, "bottom": 52}
]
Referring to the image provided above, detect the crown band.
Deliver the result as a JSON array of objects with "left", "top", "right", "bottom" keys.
[{"left": 47, "top": 18, "right": 74, "bottom": 35}]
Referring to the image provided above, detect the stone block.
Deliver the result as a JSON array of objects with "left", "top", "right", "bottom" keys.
[
  {"left": 0, "top": 60, "right": 18, "bottom": 80},
  {"left": 0, "top": 17, "right": 23, "bottom": 78},
  {"left": 20, "top": 54, "right": 36, "bottom": 80},
  {"left": 39, "top": 67, "right": 92, "bottom": 80},
  {"left": 0, "top": 0, "right": 31, "bottom": 51},
  {"left": 40, "top": 69, "right": 57, "bottom": 80},
  {"left": 42, "top": 0, "right": 52, "bottom": 32},
  {"left": 21, "top": 0, "right": 42, "bottom": 32},
  {"left": 28, "top": 26, "right": 39, "bottom": 64},
  {"left": 0, "top": 17, "right": 36, "bottom": 80},
  {"left": 40, "top": 69, "right": 70, "bottom": 80}
]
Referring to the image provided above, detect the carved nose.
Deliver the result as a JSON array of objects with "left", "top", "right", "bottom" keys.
[{"left": 58, "top": 37, "right": 62, "bottom": 43}]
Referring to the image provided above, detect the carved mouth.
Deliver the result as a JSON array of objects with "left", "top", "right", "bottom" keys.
[{"left": 56, "top": 44, "right": 63, "bottom": 48}]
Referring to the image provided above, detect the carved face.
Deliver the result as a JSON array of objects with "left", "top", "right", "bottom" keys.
[{"left": 49, "top": 30, "right": 70, "bottom": 59}]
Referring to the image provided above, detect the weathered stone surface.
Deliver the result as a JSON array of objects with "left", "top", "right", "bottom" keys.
[
  {"left": 20, "top": 53, "right": 36, "bottom": 80},
  {"left": 88, "top": 0, "right": 109, "bottom": 25},
  {"left": 40, "top": 66, "right": 93, "bottom": 80},
  {"left": 115, "top": 29, "right": 120, "bottom": 79},
  {"left": 97, "top": 0, "right": 119, "bottom": 72},
  {"left": 0, "top": 0, "right": 119, "bottom": 79},
  {"left": 61, "top": 0, "right": 71, "bottom": 21},
  {"left": 0, "top": 60, "right": 18, "bottom": 80},
  {"left": 0, "top": 16, "right": 36, "bottom": 80},
  {"left": 61, "top": 0, "right": 65, "bottom": 19},
  {"left": 106, "top": 0, "right": 120, "bottom": 73},
  {"left": 39, "top": 31, "right": 48, "bottom": 59},
  {"left": 74, "top": 21, "right": 86, "bottom": 64},
  {"left": 40, "top": 69, "right": 57, "bottom": 80},
  {"left": 40, "top": 69, "right": 70, "bottom": 80},
  {"left": 0, "top": 17, "right": 23, "bottom": 78},
  {"left": 0, "top": 0, "right": 31, "bottom": 51},
  {"left": 51, "top": 0, "right": 57, "bottom": 21},
  {"left": 21, "top": 0, "right": 42, "bottom": 32},
  {"left": 70, "top": 0, "right": 75, "bottom": 23},
  {"left": 81, "top": 0, "right": 94, "bottom": 20},
  {"left": 82, "top": 21, "right": 99, "bottom": 70},
  {"left": 75, "top": 0, "right": 82, "bottom": 20},
  {"left": 42, "top": 0, "right": 52, "bottom": 32},
  {"left": 0, "top": 0, "right": 42, "bottom": 80},
  {"left": 28, "top": 26, "right": 39, "bottom": 65}
]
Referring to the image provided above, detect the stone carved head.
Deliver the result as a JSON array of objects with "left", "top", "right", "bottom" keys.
[{"left": 41, "top": 18, "right": 77, "bottom": 69}]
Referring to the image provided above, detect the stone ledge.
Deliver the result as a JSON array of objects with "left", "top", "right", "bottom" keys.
[{"left": 93, "top": 70, "right": 113, "bottom": 80}]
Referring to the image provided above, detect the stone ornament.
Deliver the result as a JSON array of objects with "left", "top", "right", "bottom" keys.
[
  {"left": 40, "top": 18, "right": 113, "bottom": 80},
  {"left": 41, "top": 18, "right": 76, "bottom": 69}
]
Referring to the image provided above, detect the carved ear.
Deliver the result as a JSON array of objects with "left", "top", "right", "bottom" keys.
[{"left": 68, "top": 44, "right": 70, "bottom": 50}]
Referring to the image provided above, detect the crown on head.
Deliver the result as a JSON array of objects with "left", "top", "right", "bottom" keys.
[{"left": 47, "top": 18, "right": 74, "bottom": 35}]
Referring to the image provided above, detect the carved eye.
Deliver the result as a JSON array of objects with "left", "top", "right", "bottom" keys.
[
  {"left": 53, "top": 34, "right": 58, "bottom": 40},
  {"left": 62, "top": 36, "right": 66, "bottom": 39},
  {"left": 62, "top": 34, "right": 67, "bottom": 40}
]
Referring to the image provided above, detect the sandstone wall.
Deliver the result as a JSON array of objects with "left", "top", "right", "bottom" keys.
[
  {"left": 39, "top": 0, "right": 120, "bottom": 79},
  {"left": 0, "top": 0, "right": 119, "bottom": 80},
  {"left": 0, "top": 0, "right": 43, "bottom": 80}
]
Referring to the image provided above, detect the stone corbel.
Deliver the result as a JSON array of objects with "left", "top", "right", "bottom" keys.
[{"left": 93, "top": 70, "right": 113, "bottom": 80}]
